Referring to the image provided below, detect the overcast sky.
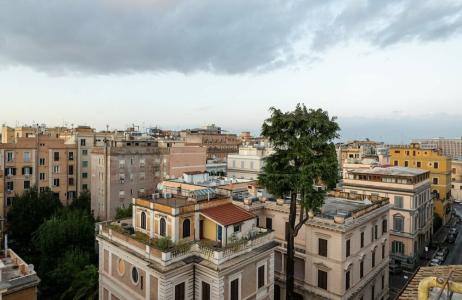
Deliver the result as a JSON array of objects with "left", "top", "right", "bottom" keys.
[{"left": 1, "top": 0, "right": 462, "bottom": 143}]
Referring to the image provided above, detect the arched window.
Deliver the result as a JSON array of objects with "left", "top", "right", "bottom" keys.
[
  {"left": 160, "top": 217, "right": 166, "bottom": 237},
  {"left": 140, "top": 212, "right": 146, "bottom": 230},
  {"left": 183, "top": 219, "right": 191, "bottom": 238}
]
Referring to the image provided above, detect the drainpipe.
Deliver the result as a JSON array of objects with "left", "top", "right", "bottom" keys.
[{"left": 418, "top": 277, "right": 462, "bottom": 300}]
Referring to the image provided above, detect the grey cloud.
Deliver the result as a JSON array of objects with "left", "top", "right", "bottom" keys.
[{"left": 0, "top": 0, "right": 461, "bottom": 74}]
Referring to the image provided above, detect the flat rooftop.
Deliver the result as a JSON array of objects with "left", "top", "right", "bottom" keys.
[
  {"left": 138, "top": 194, "right": 229, "bottom": 208},
  {"left": 320, "top": 197, "right": 370, "bottom": 219},
  {"left": 351, "top": 166, "right": 427, "bottom": 177}
]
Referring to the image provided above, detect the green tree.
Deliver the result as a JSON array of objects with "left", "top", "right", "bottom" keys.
[
  {"left": 7, "top": 187, "right": 62, "bottom": 256},
  {"left": 61, "top": 265, "right": 99, "bottom": 300},
  {"left": 258, "top": 104, "right": 339, "bottom": 299},
  {"left": 33, "top": 209, "right": 96, "bottom": 298},
  {"left": 70, "top": 191, "right": 91, "bottom": 214}
]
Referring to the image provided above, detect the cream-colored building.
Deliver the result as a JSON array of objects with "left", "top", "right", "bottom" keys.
[
  {"left": 96, "top": 193, "right": 277, "bottom": 300},
  {"left": 342, "top": 166, "right": 432, "bottom": 270},
  {"left": 227, "top": 145, "right": 273, "bottom": 180},
  {"left": 236, "top": 191, "right": 390, "bottom": 300},
  {"left": 451, "top": 159, "right": 462, "bottom": 202}
]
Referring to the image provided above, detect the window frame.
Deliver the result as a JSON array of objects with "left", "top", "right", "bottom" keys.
[{"left": 229, "top": 272, "right": 242, "bottom": 300}]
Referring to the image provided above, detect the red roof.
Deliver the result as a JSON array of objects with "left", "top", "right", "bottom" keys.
[{"left": 201, "top": 203, "right": 256, "bottom": 226}]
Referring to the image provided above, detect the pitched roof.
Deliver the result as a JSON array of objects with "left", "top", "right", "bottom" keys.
[
  {"left": 201, "top": 203, "right": 256, "bottom": 226},
  {"left": 399, "top": 265, "right": 462, "bottom": 299}
]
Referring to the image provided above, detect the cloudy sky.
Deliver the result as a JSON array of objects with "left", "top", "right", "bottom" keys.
[{"left": 1, "top": 0, "right": 462, "bottom": 143}]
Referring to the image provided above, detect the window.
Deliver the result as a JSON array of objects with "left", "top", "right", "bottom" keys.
[
  {"left": 417, "top": 161, "right": 421, "bottom": 168},
  {"left": 381, "top": 275, "right": 385, "bottom": 290},
  {"left": 131, "top": 267, "right": 139, "bottom": 285},
  {"left": 394, "top": 196, "right": 403, "bottom": 208},
  {"left": 6, "top": 181, "right": 14, "bottom": 191},
  {"left": 24, "top": 181, "right": 30, "bottom": 189},
  {"left": 371, "top": 227, "right": 374, "bottom": 242},
  {"left": 382, "top": 244, "right": 386, "bottom": 259},
  {"left": 39, "top": 158, "right": 45, "bottom": 165},
  {"left": 392, "top": 241, "right": 405, "bottom": 254},
  {"left": 140, "top": 212, "right": 146, "bottom": 230},
  {"left": 39, "top": 173, "right": 45, "bottom": 180},
  {"left": 382, "top": 219, "right": 387, "bottom": 233},
  {"left": 345, "top": 270, "right": 350, "bottom": 290},
  {"left": 68, "top": 152, "right": 74, "bottom": 160},
  {"left": 183, "top": 219, "right": 191, "bottom": 238},
  {"left": 82, "top": 184, "right": 88, "bottom": 190},
  {"left": 54, "top": 152, "right": 60, "bottom": 161},
  {"left": 318, "top": 238, "right": 327, "bottom": 257},
  {"left": 80, "top": 139, "right": 86, "bottom": 146},
  {"left": 140, "top": 158, "right": 145, "bottom": 167},
  {"left": 360, "top": 260, "right": 364, "bottom": 278},
  {"left": 372, "top": 285, "right": 375, "bottom": 299},
  {"left": 175, "top": 282, "right": 186, "bottom": 300},
  {"left": 6, "top": 197, "right": 15, "bottom": 206},
  {"left": 434, "top": 162, "right": 439, "bottom": 169},
  {"left": 266, "top": 217, "right": 272, "bottom": 230},
  {"left": 23, "top": 152, "right": 31, "bottom": 162},
  {"left": 82, "top": 161, "right": 88, "bottom": 168},
  {"left": 69, "top": 178, "right": 74, "bottom": 186},
  {"left": 394, "top": 160, "right": 398, "bottom": 166},
  {"left": 375, "top": 224, "right": 378, "bottom": 239},
  {"left": 346, "top": 240, "right": 351, "bottom": 257},
  {"left": 404, "top": 161, "right": 409, "bottom": 167},
  {"left": 433, "top": 177, "right": 438, "bottom": 185},
  {"left": 274, "top": 285, "right": 281, "bottom": 300},
  {"left": 22, "top": 166, "right": 32, "bottom": 175},
  {"left": 234, "top": 224, "right": 241, "bottom": 233},
  {"left": 53, "top": 165, "right": 60, "bottom": 173},
  {"left": 68, "top": 165, "right": 74, "bottom": 175},
  {"left": 393, "top": 215, "right": 404, "bottom": 232},
  {"left": 5, "top": 167, "right": 16, "bottom": 176},
  {"left": 119, "top": 190, "right": 125, "bottom": 198},
  {"left": 361, "top": 232, "right": 364, "bottom": 248},
  {"left": 160, "top": 218, "right": 166, "bottom": 236},
  {"left": 202, "top": 282, "right": 210, "bottom": 300},
  {"left": 372, "top": 250, "right": 376, "bottom": 268},
  {"left": 53, "top": 178, "right": 60, "bottom": 187},
  {"left": 317, "top": 270, "right": 327, "bottom": 290},
  {"left": 258, "top": 265, "right": 265, "bottom": 289},
  {"left": 6, "top": 152, "right": 14, "bottom": 162},
  {"left": 82, "top": 172, "right": 88, "bottom": 179},
  {"left": 230, "top": 278, "right": 239, "bottom": 300}
]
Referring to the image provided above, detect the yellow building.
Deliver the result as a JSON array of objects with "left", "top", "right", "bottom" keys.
[{"left": 389, "top": 143, "right": 452, "bottom": 224}]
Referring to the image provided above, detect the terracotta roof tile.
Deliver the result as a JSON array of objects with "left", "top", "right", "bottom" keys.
[{"left": 201, "top": 203, "right": 256, "bottom": 226}]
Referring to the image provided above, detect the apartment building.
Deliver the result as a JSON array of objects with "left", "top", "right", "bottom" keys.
[
  {"left": 413, "top": 137, "right": 462, "bottom": 159},
  {"left": 96, "top": 193, "right": 277, "bottom": 300},
  {"left": 451, "top": 159, "right": 462, "bottom": 202},
  {"left": 336, "top": 140, "right": 387, "bottom": 173},
  {"left": 389, "top": 143, "right": 452, "bottom": 224},
  {"left": 181, "top": 126, "right": 241, "bottom": 161},
  {"left": 234, "top": 191, "right": 390, "bottom": 300},
  {"left": 0, "top": 248, "right": 41, "bottom": 300},
  {"left": 91, "top": 140, "right": 207, "bottom": 220},
  {"left": 227, "top": 144, "right": 273, "bottom": 180},
  {"left": 0, "top": 136, "right": 77, "bottom": 215},
  {"left": 342, "top": 166, "right": 432, "bottom": 270}
]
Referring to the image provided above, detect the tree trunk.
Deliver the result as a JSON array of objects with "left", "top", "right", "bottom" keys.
[{"left": 285, "top": 193, "right": 297, "bottom": 300}]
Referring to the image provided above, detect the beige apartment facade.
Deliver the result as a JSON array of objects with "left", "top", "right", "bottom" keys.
[
  {"left": 451, "top": 159, "right": 462, "bottom": 202},
  {"left": 0, "top": 136, "right": 77, "bottom": 216},
  {"left": 97, "top": 194, "right": 277, "bottom": 300},
  {"left": 227, "top": 145, "right": 273, "bottom": 180},
  {"left": 235, "top": 191, "right": 390, "bottom": 300},
  {"left": 182, "top": 130, "right": 241, "bottom": 161},
  {"left": 342, "top": 166, "right": 432, "bottom": 270}
]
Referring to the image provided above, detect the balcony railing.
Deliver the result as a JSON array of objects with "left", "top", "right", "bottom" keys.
[{"left": 97, "top": 222, "right": 273, "bottom": 267}]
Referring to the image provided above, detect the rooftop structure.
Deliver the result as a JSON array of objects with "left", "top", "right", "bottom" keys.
[
  {"left": 0, "top": 249, "right": 40, "bottom": 300},
  {"left": 412, "top": 137, "right": 462, "bottom": 159}
]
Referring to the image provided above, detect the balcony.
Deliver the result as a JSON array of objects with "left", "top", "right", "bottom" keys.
[{"left": 97, "top": 221, "right": 274, "bottom": 267}]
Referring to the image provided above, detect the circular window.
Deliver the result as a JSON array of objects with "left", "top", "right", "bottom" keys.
[
  {"left": 131, "top": 267, "right": 139, "bottom": 285},
  {"left": 117, "top": 259, "right": 125, "bottom": 276}
]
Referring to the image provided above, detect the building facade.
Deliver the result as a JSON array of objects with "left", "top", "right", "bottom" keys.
[
  {"left": 389, "top": 143, "right": 452, "bottom": 224},
  {"left": 412, "top": 137, "right": 462, "bottom": 159},
  {"left": 451, "top": 160, "right": 462, "bottom": 202},
  {"left": 342, "top": 166, "right": 433, "bottom": 270},
  {"left": 97, "top": 194, "right": 277, "bottom": 300},
  {"left": 0, "top": 136, "right": 77, "bottom": 217},
  {"left": 227, "top": 145, "right": 273, "bottom": 180},
  {"left": 236, "top": 191, "right": 390, "bottom": 300}
]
